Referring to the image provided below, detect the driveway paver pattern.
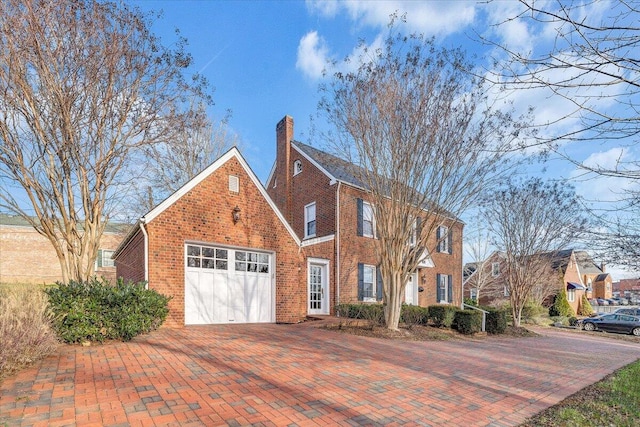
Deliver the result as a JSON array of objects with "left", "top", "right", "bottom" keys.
[{"left": 1, "top": 323, "right": 639, "bottom": 427}]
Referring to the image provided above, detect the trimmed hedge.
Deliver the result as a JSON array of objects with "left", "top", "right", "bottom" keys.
[
  {"left": 428, "top": 305, "right": 458, "bottom": 328},
  {"left": 45, "top": 277, "right": 170, "bottom": 343},
  {"left": 335, "top": 303, "right": 384, "bottom": 326},
  {"left": 453, "top": 310, "right": 483, "bottom": 335},
  {"left": 400, "top": 304, "right": 429, "bottom": 328},
  {"left": 485, "top": 308, "right": 508, "bottom": 334}
]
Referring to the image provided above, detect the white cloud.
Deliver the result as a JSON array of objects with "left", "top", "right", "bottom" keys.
[
  {"left": 306, "top": 0, "right": 476, "bottom": 36},
  {"left": 296, "top": 31, "right": 330, "bottom": 80}
]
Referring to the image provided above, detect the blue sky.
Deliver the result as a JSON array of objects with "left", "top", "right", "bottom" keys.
[{"left": 131, "top": 0, "right": 637, "bottom": 276}]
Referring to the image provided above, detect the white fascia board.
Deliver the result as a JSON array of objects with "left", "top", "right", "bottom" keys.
[
  {"left": 301, "top": 234, "right": 335, "bottom": 247},
  {"left": 265, "top": 162, "right": 276, "bottom": 188},
  {"left": 142, "top": 147, "right": 301, "bottom": 246}
]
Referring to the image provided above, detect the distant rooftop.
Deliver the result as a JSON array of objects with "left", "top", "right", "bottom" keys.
[{"left": 0, "top": 213, "right": 130, "bottom": 234}]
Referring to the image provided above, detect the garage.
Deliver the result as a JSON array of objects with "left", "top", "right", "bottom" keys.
[{"left": 184, "top": 243, "right": 274, "bottom": 325}]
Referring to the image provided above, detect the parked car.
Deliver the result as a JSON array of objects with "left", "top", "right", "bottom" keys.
[
  {"left": 596, "top": 298, "right": 609, "bottom": 306},
  {"left": 606, "top": 299, "right": 619, "bottom": 306},
  {"left": 579, "top": 314, "right": 640, "bottom": 336},
  {"left": 615, "top": 307, "right": 640, "bottom": 316}
]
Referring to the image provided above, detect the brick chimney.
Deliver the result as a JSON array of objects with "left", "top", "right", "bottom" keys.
[{"left": 276, "top": 116, "right": 294, "bottom": 223}]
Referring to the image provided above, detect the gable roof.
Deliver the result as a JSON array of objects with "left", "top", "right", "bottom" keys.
[
  {"left": 0, "top": 213, "right": 129, "bottom": 234},
  {"left": 114, "top": 147, "right": 300, "bottom": 257},
  {"left": 595, "top": 273, "right": 610, "bottom": 282},
  {"left": 292, "top": 141, "right": 461, "bottom": 222}
]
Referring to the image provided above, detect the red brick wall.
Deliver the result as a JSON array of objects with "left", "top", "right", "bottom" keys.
[
  {"left": 138, "top": 156, "right": 306, "bottom": 327},
  {"left": 0, "top": 225, "right": 123, "bottom": 284},
  {"left": 115, "top": 229, "right": 145, "bottom": 284}
]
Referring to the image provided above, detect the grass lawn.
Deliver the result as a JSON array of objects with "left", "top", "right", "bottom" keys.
[{"left": 521, "top": 358, "right": 640, "bottom": 427}]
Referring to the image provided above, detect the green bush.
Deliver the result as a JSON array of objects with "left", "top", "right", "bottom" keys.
[
  {"left": 549, "top": 287, "right": 574, "bottom": 317},
  {"left": 521, "top": 303, "right": 545, "bottom": 322},
  {"left": 485, "top": 308, "right": 508, "bottom": 334},
  {"left": 578, "top": 293, "right": 595, "bottom": 316},
  {"left": 45, "top": 277, "right": 170, "bottom": 343},
  {"left": 453, "top": 310, "right": 483, "bottom": 335},
  {"left": 569, "top": 316, "right": 578, "bottom": 327},
  {"left": 550, "top": 315, "right": 570, "bottom": 326},
  {"left": 400, "top": 304, "right": 429, "bottom": 328},
  {"left": 428, "top": 305, "right": 458, "bottom": 328},
  {"left": 463, "top": 297, "right": 478, "bottom": 307},
  {"left": 335, "top": 303, "right": 384, "bottom": 328}
]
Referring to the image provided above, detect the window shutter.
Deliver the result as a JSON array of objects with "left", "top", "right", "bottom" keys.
[
  {"left": 447, "top": 229, "right": 453, "bottom": 255},
  {"left": 447, "top": 275, "right": 453, "bottom": 303},
  {"left": 357, "top": 198, "right": 363, "bottom": 236},
  {"left": 415, "top": 217, "right": 422, "bottom": 242},
  {"left": 436, "top": 226, "right": 442, "bottom": 252},
  {"left": 376, "top": 267, "right": 383, "bottom": 301},
  {"left": 436, "top": 273, "right": 442, "bottom": 302},
  {"left": 357, "top": 263, "right": 364, "bottom": 301},
  {"left": 97, "top": 249, "right": 103, "bottom": 268}
]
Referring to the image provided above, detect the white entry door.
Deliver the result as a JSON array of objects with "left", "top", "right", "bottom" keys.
[
  {"left": 308, "top": 259, "right": 329, "bottom": 315},
  {"left": 405, "top": 272, "right": 419, "bottom": 305}
]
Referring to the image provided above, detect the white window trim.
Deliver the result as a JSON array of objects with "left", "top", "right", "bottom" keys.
[
  {"left": 362, "top": 201, "right": 375, "bottom": 238},
  {"left": 438, "top": 274, "right": 449, "bottom": 304},
  {"left": 96, "top": 249, "right": 115, "bottom": 268},
  {"left": 491, "top": 262, "right": 500, "bottom": 277},
  {"left": 567, "top": 289, "right": 576, "bottom": 302},
  {"left": 363, "top": 264, "right": 376, "bottom": 302},
  {"left": 293, "top": 159, "right": 303, "bottom": 176},
  {"left": 304, "top": 202, "right": 316, "bottom": 239},
  {"left": 437, "top": 226, "right": 449, "bottom": 253}
]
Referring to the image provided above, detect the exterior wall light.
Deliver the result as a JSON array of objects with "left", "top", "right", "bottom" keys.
[{"left": 232, "top": 206, "right": 241, "bottom": 224}]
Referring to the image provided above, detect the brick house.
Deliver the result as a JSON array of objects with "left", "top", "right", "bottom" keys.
[
  {"left": 266, "top": 116, "right": 463, "bottom": 313},
  {"left": 113, "top": 147, "right": 307, "bottom": 327},
  {"left": 0, "top": 214, "right": 125, "bottom": 284},
  {"left": 464, "top": 249, "right": 609, "bottom": 314}
]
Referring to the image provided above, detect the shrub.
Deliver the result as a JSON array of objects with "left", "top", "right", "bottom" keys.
[
  {"left": 485, "top": 308, "right": 508, "bottom": 334},
  {"left": 521, "top": 303, "right": 545, "bottom": 322},
  {"left": 463, "top": 297, "right": 478, "bottom": 307},
  {"left": 578, "top": 293, "right": 595, "bottom": 316},
  {"left": 45, "top": 277, "right": 170, "bottom": 343},
  {"left": 453, "top": 310, "right": 483, "bottom": 335},
  {"left": 569, "top": 316, "right": 578, "bottom": 327},
  {"left": 428, "top": 305, "right": 457, "bottom": 328},
  {"left": 401, "top": 304, "right": 429, "bottom": 329},
  {"left": 0, "top": 284, "right": 59, "bottom": 380},
  {"left": 549, "top": 287, "right": 574, "bottom": 317},
  {"left": 550, "top": 315, "right": 570, "bottom": 326},
  {"left": 335, "top": 303, "right": 384, "bottom": 328}
]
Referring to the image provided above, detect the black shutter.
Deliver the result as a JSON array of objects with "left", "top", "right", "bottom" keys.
[
  {"left": 447, "top": 274, "right": 453, "bottom": 303},
  {"left": 415, "top": 216, "right": 422, "bottom": 242},
  {"left": 376, "top": 267, "right": 383, "bottom": 301},
  {"left": 447, "top": 229, "right": 453, "bottom": 255},
  {"left": 436, "top": 273, "right": 442, "bottom": 302},
  {"left": 357, "top": 263, "right": 364, "bottom": 301},
  {"left": 436, "top": 226, "right": 442, "bottom": 252},
  {"left": 357, "top": 198, "right": 363, "bottom": 236}
]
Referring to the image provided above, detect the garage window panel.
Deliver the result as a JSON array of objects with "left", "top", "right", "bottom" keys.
[
  {"left": 187, "top": 244, "right": 228, "bottom": 270},
  {"left": 235, "top": 250, "right": 269, "bottom": 273}
]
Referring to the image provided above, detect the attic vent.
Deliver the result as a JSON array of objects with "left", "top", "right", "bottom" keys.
[{"left": 229, "top": 175, "right": 239, "bottom": 193}]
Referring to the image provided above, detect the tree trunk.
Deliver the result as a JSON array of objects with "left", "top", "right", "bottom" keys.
[{"left": 384, "top": 272, "right": 404, "bottom": 330}]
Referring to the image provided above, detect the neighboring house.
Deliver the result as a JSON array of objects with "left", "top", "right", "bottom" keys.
[
  {"left": 114, "top": 147, "right": 307, "bottom": 327},
  {"left": 615, "top": 278, "right": 640, "bottom": 294},
  {"left": 266, "top": 116, "right": 463, "bottom": 312},
  {"left": 463, "top": 251, "right": 509, "bottom": 306},
  {"left": 464, "top": 249, "right": 610, "bottom": 315},
  {"left": 0, "top": 213, "right": 125, "bottom": 284}
]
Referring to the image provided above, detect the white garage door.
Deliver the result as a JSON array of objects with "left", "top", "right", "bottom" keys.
[{"left": 184, "top": 244, "right": 273, "bottom": 325}]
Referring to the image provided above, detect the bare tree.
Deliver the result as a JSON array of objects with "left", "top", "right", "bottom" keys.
[
  {"left": 484, "top": 0, "right": 640, "bottom": 269},
  {"left": 481, "top": 178, "right": 588, "bottom": 326},
  {"left": 137, "top": 103, "right": 239, "bottom": 212},
  {"left": 0, "top": 0, "right": 209, "bottom": 282},
  {"left": 464, "top": 220, "right": 504, "bottom": 304},
  {"left": 320, "top": 26, "right": 523, "bottom": 330}
]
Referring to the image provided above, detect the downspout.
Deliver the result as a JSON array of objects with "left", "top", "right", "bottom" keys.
[
  {"left": 335, "top": 182, "right": 341, "bottom": 307},
  {"left": 139, "top": 220, "right": 149, "bottom": 289}
]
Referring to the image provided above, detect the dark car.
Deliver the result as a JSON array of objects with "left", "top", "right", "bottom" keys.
[
  {"left": 579, "top": 314, "right": 640, "bottom": 336},
  {"left": 615, "top": 307, "right": 640, "bottom": 316}
]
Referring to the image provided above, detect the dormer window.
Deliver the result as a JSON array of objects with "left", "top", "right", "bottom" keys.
[{"left": 293, "top": 160, "right": 302, "bottom": 176}]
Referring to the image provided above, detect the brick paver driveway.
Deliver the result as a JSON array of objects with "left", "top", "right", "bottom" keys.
[{"left": 1, "top": 323, "right": 639, "bottom": 427}]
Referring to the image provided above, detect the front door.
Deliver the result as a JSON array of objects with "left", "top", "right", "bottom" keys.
[
  {"left": 308, "top": 261, "right": 329, "bottom": 315},
  {"left": 405, "top": 272, "right": 418, "bottom": 305}
]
